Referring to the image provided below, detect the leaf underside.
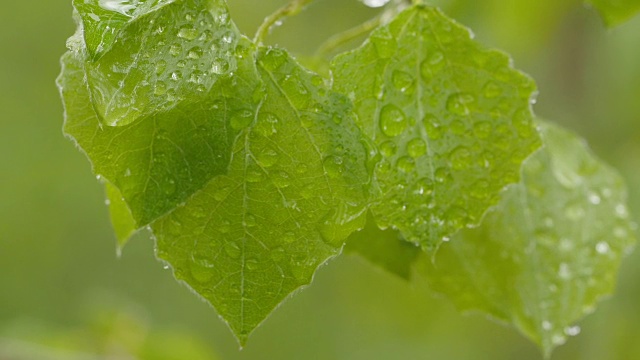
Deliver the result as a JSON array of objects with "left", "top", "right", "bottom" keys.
[
  {"left": 345, "top": 212, "right": 421, "bottom": 280},
  {"left": 332, "top": 5, "right": 541, "bottom": 252},
  {"left": 418, "top": 121, "right": 636, "bottom": 357}
]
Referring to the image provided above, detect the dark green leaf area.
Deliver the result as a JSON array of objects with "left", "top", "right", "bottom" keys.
[
  {"left": 420, "top": 121, "right": 636, "bottom": 357},
  {"left": 345, "top": 212, "right": 421, "bottom": 280},
  {"left": 59, "top": 40, "right": 257, "bottom": 226},
  {"left": 332, "top": 5, "right": 540, "bottom": 251},
  {"left": 152, "top": 46, "right": 371, "bottom": 344},
  {"left": 73, "top": 0, "right": 238, "bottom": 126}
]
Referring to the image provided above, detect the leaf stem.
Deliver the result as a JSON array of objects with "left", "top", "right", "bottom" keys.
[
  {"left": 314, "top": 0, "right": 409, "bottom": 59},
  {"left": 314, "top": 15, "right": 383, "bottom": 59},
  {"left": 254, "top": 0, "right": 314, "bottom": 44}
]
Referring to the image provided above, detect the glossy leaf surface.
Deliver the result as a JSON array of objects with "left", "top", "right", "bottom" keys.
[
  {"left": 419, "top": 121, "right": 636, "bottom": 356},
  {"left": 332, "top": 5, "right": 540, "bottom": 251}
]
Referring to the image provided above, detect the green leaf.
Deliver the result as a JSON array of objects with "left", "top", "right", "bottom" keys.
[
  {"left": 345, "top": 212, "right": 421, "bottom": 280},
  {"left": 105, "top": 182, "right": 137, "bottom": 249},
  {"left": 418, "top": 121, "right": 636, "bottom": 357},
  {"left": 585, "top": 0, "right": 640, "bottom": 27},
  {"left": 151, "top": 45, "right": 371, "bottom": 344},
  {"left": 72, "top": 0, "right": 238, "bottom": 126},
  {"left": 331, "top": 5, "right": 540, "bottom": 251},
  {"left": 59, "top": 46, "right": 237, "bottom": 227},
  {"left": 60, "top": 18, "right": 372, "bottom": 342}
]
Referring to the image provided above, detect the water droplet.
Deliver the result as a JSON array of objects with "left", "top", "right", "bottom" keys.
[
  {"left": 154, "top": 81, "right": 167, "bottom": 95},
  {"left": 542, "top": 321, "right": 553, "bottom": 331},
  {"left": 564, "top": 326, "right": 581, "bottom": 336},
  {"left": 210, "top": 57, "right": 230, "bottom": 75},
  {"left": 178, "top": 27, "right": 198, "bottom": 40},
  {"left": 188, "top": 46, "right": 203, "bottom": 59},
  {"left": 224, "top": 241, "right": 241, "bottom": 259},
  {"left": 162, "top": 178, "right": 176, "bottom": 195},
  {"left": 246, "top": 258, "right": 259, "bottom": 271},
  {"left": 155, "top": 60, "right": 167, "bottom": 75},
  {"left": 434, "top": 168, "right": 449, "bottom": 183},
  {"left": 588, "top": 192, "right": 601, "bottom": 205},
  {"left": 446, "top": 93, "right": 475, "bottom": 116},
  {"left": 473, "top": 121, "right": 492, "bottom": 139},
  {"left": 392, "top": 70, "right": 414, "bottom": 94},
  {"left": 191, "top": 252, "right": 215, "bottom": 269},
  {"left": 413, "top": 178, "right": 433, "bottom": 196},
  {"left": 513, "top": 107, "right": 534, "bottom": 138},
  {"left": 246, "top": 168, "right": 264, "bottom": 183},
  {"left": 483, "top": 81, "right": 502, "bottom": 98},
  {"left": 169, "top": 44, "right": 181, "bottom": 56},
  {"left": 361, "top": 0, "right": 391, "bottom": 8},
  {"left": 323, "top": 156, "right": 344, "bottom": 178},
  {"left": 273, "top": 171, "right": 291, "bottom": 188},
  {"left": 283, "top": 231, "right": 296, "bottom": 243},
  {"left": 422, "top": 114, "right": 442, "bottom": 139},
  {"left": 255, "top": 148, "right": 278, "bottom": 168},
  {"left": 379, "top": 104, "right": 407, "bottom": 137},
  {"left": 243, "top": 214, "right": 257, "bottom": 227},
  {"left": 371, "top": 28, "right": 396, "bottom": 58},
  {"left": 221, "top": 31, "right": 235, "bottom": 44},
  {"left": 167, "top": 89, "right": 179, "bottom": 102},
  {"left": 427, "top": 51, "right": 444, "bottom": 66},
  {"left": 449, "top": 146, "right": 472, "bottom": 170},
  {"left": 380, "top": 141, "right": 397, "bottom": 158},
  {"left": 230, "top": 109, "right": 254, "bottom": 130},
  {"left": 407, "top": 138, "right": 427, "bottom": 158},
  {"left": 292, "top": 163, "right": 307, "bottom": 175},
  {"left": 596, "top": 241, "right": 610, "bottom": 254},
  {"left": 396, "top": 156, "right": 415, "bottom": 173}
]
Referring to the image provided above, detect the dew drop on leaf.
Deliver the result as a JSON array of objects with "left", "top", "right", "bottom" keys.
[
  {"left": 449, "top": 146, "right": 472, "bottom": 170},
  {"left": 379, "top": 104, "right": 407, "bottom": 137},
  {"left": 230, "top": 109, "right": 253, "bottom": 130},
  {"left": 407, "top": 138, "right": 427, "bottom": 158},
  {"left": 177, "top": 26, "right": 198, "bottom": 40},
  {"left": 483, "top": 81, "right": 502, "bottom": 98},
  {"left": 323, "top": 155, "right": 344, "bottom": 178},
  {"left": 396, "top": 156, "right": 415, "bottom": 173},
  {"left": 380, "top": 141, "right": 397, "bottom": 158},
  {"left": 446, "top": 92, "right": 475, "bottom": 116},
  {"left": 392, "top": 70, "right": 414, "bottom": 93},
  {"left": 224, "top": 241, "right": 242, "bottom": 259}
]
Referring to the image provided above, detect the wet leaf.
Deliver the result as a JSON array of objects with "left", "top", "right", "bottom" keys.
[
  {"left": 60, "top": 33, "right": 371, "bottom": 342},
  {"left": 332, "top": 4, "right": 540, "bottom": 251},
  {"left": 418, "top": 121, "right": 636, "bottom": 357}
]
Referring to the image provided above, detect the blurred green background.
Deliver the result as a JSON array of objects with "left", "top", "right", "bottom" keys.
[{"left": 1, "top": 0, "right": 640, "bottom": 359}]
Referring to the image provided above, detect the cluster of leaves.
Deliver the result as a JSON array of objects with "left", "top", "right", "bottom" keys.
[{"left": 57, "top": 0, "right": 639, "bottom": 356}]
